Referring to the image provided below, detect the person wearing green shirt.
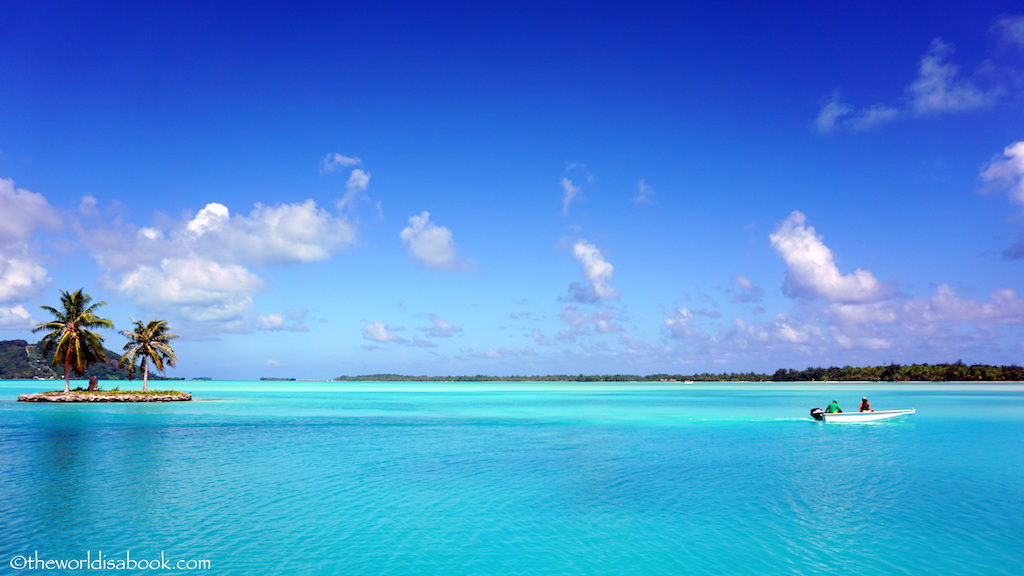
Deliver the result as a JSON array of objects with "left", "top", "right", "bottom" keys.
[{"left": 825, "top": 400, "right": 843, "bottom": 413}]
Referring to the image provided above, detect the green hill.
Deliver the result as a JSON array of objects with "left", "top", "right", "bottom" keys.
[
  {"left": 0, "top": 340, "right": 57, "bottom": 379},
  {"left": 0, "top": 339, "right": 172, "bottom": 381}
]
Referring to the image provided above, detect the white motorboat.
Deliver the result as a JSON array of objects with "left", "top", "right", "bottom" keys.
[{"left": 810, "top": 407, "right": 916, "bottom": 422}]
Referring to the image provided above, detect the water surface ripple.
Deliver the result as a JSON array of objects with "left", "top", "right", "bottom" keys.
[{"left": 1, "top": 382, "right": 1021, "bottom": 575}]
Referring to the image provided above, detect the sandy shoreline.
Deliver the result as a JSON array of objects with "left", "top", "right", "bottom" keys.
[{"left": 17, "top": 391, "right": 192, "bottom": 402}]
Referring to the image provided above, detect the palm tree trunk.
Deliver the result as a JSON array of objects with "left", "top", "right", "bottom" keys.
[
  {"left": 63, "top": 364, "right": 71, "bottom": 393},
  {"left": 142, "top": 357, "right": 149, "bottom": 392}
]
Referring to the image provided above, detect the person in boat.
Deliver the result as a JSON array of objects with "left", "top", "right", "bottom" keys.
[
  {"left": 860, "top": 397, "right": 874, "bottom": 412},
  {"left": 825, "top": 399, "right": 842, "bottom": 413}
]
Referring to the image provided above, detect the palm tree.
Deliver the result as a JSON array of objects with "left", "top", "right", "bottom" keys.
[
  {"left": 119, "top": 319, "right": 179, "bottom": 391},
  {"left": 33, "top": 288, "right": 115, "bottom": 393}
]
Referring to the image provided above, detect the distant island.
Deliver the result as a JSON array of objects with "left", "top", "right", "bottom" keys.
[
  {"left": 0, "top": 339, "right": 179, "bottom": 381},
  {"left": 334, "top": 362, "right": 1024, "bottom": 383}
]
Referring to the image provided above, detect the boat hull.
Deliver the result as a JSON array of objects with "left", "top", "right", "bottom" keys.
[{"left": 821, "top": 408, "right": 915, "bottom": 422}]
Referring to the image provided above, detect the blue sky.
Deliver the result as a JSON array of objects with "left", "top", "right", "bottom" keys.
[{"left": 2, "top": 1, "right": 1024, "bottom": 379}]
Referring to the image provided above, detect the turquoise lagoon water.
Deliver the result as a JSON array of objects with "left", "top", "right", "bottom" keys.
[{"left": 1, "top": 380, "right": 1021, "bottom": 575}]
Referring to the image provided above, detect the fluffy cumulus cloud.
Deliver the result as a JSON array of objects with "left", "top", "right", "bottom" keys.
[
  {"left": 825, "top": 301, "right": 899, "bottom": 325},
  {"left": 664, "top": 308, "right": 699, "bottom": 339},
  {"left": 980, "top": 141, "right": 1024, "bottom": 258},
  {"left": 254, "top": 309, "right": 309, "bottom": 332},
  {"left": 569, "top": 240, "right": 619, "bottom": 303},
  {"left": 815, "top": 36, "right": 1003, "bottom": 134},
  {"left": 770, "top": 211, "right": 886, "bottom": 303},
  {"left": 363, "top": 321, "right": 405, "bottom": 343},
  {"left": 399, "top": 211, "right": 472, "bottom": 271},
  {"left": 339, "top": 169, "right": 371, "bottom": 208},
  {"left": 902, "top": 285, "right": 1024, "bottom": 326},
  {"left": 84, "top": 197, "right": 357, "bottom": 330},
  {"left": 0, "top": 179, "right": 59, "bottom": 248},
  {"left": 733, "top": 314, "right": 824, "bottom": 352},
  {"left": 981, "top": 141, "right": 1024, "bottom": 207},
  {"left": 0, "top": 304, "right": 35, "bottom": 330},
  {"left": 0, "top": 256, "right": 51, "bottom": 304},
  {"left": 182, "top": 201, "right": 357, "bottom": 265},
  {"left": 0, "top": 178, "right": 59, "bottom": 314},
  {"left": 658, "top": 210, "right": 1024, "bottom": 366},
  {"left": 116, "top": 257, "right": 265, "bottom": 322}
]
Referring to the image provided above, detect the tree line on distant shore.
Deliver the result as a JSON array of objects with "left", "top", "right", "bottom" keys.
[
  {"left": 770, "top": 361, "right": 1024, "bottom": 382},
  {"left": 334, "top": 362, "right": 1024, "bottom": 382}
]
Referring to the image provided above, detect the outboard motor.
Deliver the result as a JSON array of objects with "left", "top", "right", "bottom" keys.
[{"left": 810, "top": 407, "right": 824, "bottom": 421}]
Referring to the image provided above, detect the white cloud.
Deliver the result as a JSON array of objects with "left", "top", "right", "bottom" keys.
[
  {"left": 255, "top": 309, "right": 309, "bottom": 332},
  {"left": 363, "top": 321, "right": 404, "bottom": 343},
  {"left": 117, "top": 257, "right": 265, "bottom": 323},
  {"left": 185, "top": 202, "right": 231, "bottom": 236},
  {"left": 422, "top": 314, "right": 462, "bottom": 338},
  {"left": 0, "top": 255, "right": 50, "bottom": 303},
  {"left": 530, "top": 328, "right": 551, "bottom": 346},
  {"left": 320, "top": 153, "right": 362, "bottom": 174},
  {"left": 399, "top": 211, "right": 471, "bottom": 270},
  {"left": 980, "top": 141, "right": 1024, "bottom": 258},
  {"left": 850, "top": 104, "right": 901, "bottom": 131},
  {"left": 815, "top": 37, "right": 1003, "bottom": 134},
  {"left": 82, "top": 197, "right": 358, "bottom": 330},
  {"left": 981, "top": 141, "right": 1024, "bottom": 207},
  {"left": 730, "top": 273, "right": 764, "bottom": 303},
  {"left": 0, "top": 304, "right": 35, "bottom": 330},
  {"left": 902, "top": 285, "right": 1024, "bottom": 326},
  {"left": 908, "top": 39, "right": 1002, "bottom": 115},
  {"left": 139, "top": 227, "right": 163, "bottom": 241},
  {"left": 664, "top": 308, "right": 698, "bottom": 339},
  {"left": 0, "top": 178, "right": 60, "bottom": 247},
  {"left": 0, "top": 178, "right": 58, "bottom": 302},
  {"left": 347, "top": 169, "right": 370, "bottom": 195},
  {"left": 79, "top": 195, "right": 98, "bottom": 216},
  {"left": 733, "top": 314, "right": 824, "bottom": 349},
  {"left": 241, "top": 200, "right": 357, "bottom": 264},
  {"left": 814, "top": 92, "right": 900, "bottom": 134},
  {"left": 634, "top": 179, "right": 655, "bottom": 204},
  {"left": 771, "top": 314, "right": 819, "bottom": 344},
  {"left": 832, "top": 327, "right": 894, "bottom": 351},
  {"left": 560, "top": 177, "right": 582, "bottom": 216},
  {"left": 770, "top": 211, "right": 887, "bottom": 304},
  {"left": 559, "top": 164, "right": 594, "bottom": 215},
  {"left": 320, "top": 153, "right": 373, "bottom": 210},
  {"left": 181, "top": 201, "right": 357, "bottom": 265},
  {"left": 994, "top": 15, "right": 1024, "bottom": 49},
  {"left": 826, "top": 301, "right": 899, "bottom": 325},
  {"left": 814, "top": 93, "right": 852, "bottom": 134},
  {"left": 559, "top": 303, "right": 624, "bottom": 340},
  {"left": 569, "top": 240, "right": 619, "bottom": 303},
  {"left": 337, "top": 168, "right": 371, "bottom": 210}
]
